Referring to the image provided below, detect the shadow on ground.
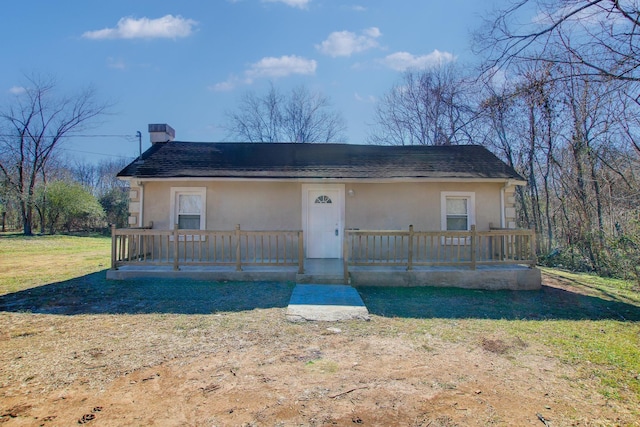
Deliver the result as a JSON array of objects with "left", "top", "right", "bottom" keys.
[
  {"left": 0, "top": 271, "right": 295, "bottom": 315},
  {"left": 356, "top": 285, "right": 640, "bottom": 321},
  {"left": 2, "top": 271, "right": 640, "bottom": 320}
]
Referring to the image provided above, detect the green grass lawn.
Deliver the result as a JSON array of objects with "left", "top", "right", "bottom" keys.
[
  {"left": 0, "top": 232, "right": 111, "bottom": 295},
  {"left": 1, "top": 233, "right": 639, "bottom": 408}
]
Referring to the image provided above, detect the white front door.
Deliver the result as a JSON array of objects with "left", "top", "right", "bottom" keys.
[{"left": 303, "top": 185, "right": 344, "bottom": 258}]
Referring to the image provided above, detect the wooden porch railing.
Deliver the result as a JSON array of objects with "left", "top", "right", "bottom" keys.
[
  {"left": 111, "top": 224, "right": 304, "bottom": 274},
  {"left": 343, "top": 225, "right": 536, "bottom": 283},
  {"left": 111, "top": 224, "right": 535, "bottom": 282}
]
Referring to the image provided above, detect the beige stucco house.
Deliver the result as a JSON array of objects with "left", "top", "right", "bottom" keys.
[{"left": 108, "top": 124, "right": 540, "bottom": 289}]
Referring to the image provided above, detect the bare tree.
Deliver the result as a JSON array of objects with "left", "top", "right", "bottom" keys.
[
  {"left": 368, "top": 64, "right": 480, "bottom": 145},
  {"left": 478, "top": 57, "right": 640, "bottom": 278},
  {"left": 70, "top": 157, "right": 128, "bottom": 196},
  {"left": 473, "top": 2, "right": 640, "bottom": 279},
  {"left": 226, "top": 84, "right": 283, "bottom": 143},
  {"left": 71, "top": 159, "right": 98, "bottom": 190},
  {"left": 476, "top": 0, "right": 640, "bottom": 84},
  {"left": 225, "top": 84, "right": 347, "bottom": 143},
  {"left": 0, "top": 74, "right": 109, "bottom": 235},
  {"left": 615, "top": 83, "right": 640, "bottom": 157},
  {"left": 480, "top": 62, "right": 560, "bottom": 251}
]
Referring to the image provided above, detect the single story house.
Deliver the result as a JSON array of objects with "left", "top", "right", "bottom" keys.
[{"left": 108, "top": 124, "right": 540, "bottom": 289}]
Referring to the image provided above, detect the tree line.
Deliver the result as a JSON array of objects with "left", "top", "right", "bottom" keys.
[
  {"left": 0, "top": 75, "right": 129, "bottom": 234},
  {"left": 0, "top": 154, "right": 130, "bottom": 235},
  {"left": 476, "top": 0, "right": 640, "bottom": 282}
]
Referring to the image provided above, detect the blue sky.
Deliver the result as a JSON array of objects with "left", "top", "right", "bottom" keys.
[{"left": 1, "top": 0, "right": 498, "bottom": 164}]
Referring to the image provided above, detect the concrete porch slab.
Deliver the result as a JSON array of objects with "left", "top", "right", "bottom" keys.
[
  {"left": 106, "top": 265, "right": 298, "bottom": 282},
  {"left": 286, "top": 284, "right": 370, "bottom": 322},
  {"left": 348, "top": 265, "right": 542, "bottom": 290}
]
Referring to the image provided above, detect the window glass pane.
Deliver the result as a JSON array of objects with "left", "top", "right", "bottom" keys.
[
  {"left": 178, "top": 214, "right": 200, "bottom": 229},
  {"left": 178, "top": 194, "right": 201, "bottom": 214},
  {"left": 447, "top": 216, "right": 468, "bottom": 231},
  {"left": 314, "top": 195, "right": 332, "bottom": 204},
  {"left": 446, "top": 198, "right": 467, "bottom": 215}
]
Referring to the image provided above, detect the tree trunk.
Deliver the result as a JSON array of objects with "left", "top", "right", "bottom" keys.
[
  {"left": 36, "top": 205, "right": 45, "bottom": 235},
  {"left": 20, "top": 199, "right": 33, "bottom": 236},
  {"left": 588, "top": 148, "right": 606, "bottom": 272},
  {"left": 526, "top": 101, "right": 543, "bottom": 249}
]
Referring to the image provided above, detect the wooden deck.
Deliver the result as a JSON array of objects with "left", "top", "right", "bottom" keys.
[
  {"left": 108, "top": 225, "right": 540, "bottom": 289},
  {"left": 111, "top": 225, "right": 304, "bottom": 273}
]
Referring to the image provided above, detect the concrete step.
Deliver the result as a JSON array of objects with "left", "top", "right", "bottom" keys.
[
  {"left": 296, "top": 273, "right": 345, "bottom": 285},
  {"left": 286, "top": 284, "right": 370, "bottom": 322}
]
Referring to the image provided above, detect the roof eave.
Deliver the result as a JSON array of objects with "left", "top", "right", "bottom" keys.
[{"left": 123, "top": 176, "right": 525, "bottom": 184}]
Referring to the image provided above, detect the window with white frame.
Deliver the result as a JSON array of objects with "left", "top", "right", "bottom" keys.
[
  {"left": 441, "top": 192, "right": 475, "bottom": 243},
  {"left": 170, "top": 187, "right": 206, "bottom": 230},
  {"left": 446, "top": 198, "right": 469, "bottom": 230}
]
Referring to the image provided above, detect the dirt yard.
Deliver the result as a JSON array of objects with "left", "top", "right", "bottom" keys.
[{"left": 1, "top": 275, "right": 639, "bottom": 426}]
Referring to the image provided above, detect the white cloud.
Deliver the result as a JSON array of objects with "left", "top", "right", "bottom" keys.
[
  {"left": 380, "top": 50, "right": 456, "bottom": 71},
  {"left": 9, "top": 86, "right": 26, "bottom": 95},
  {"left": 262, "top": 0, "right": 310, "bottom": 9},
  {"left": 351, "top": 5, "right": 367, "bottom": 12},
  {"left": 82, "top": 15, "right": 197, "bottom": 40},
  {"left": 316, "top": 27, "right": 381, "bottom": 57},
  {"left": 363, "top": 27, "right": 381, "bottom": 38},
  {"left": 107, "top": 57, "right": 127, "bottom": 70},
  {"left": 211, "top": 55, "right": 317, "bottom": 91},
  {"left": 354, "top": 92, "right": 376, "bottom": 103},
  {"left": 210, "top": 78, "right": 240, "bottom": 92},
  {"left": 246, "top": 55, "right": 317, "bottom": 79}
]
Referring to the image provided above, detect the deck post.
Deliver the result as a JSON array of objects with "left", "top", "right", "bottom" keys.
[
  {"left": 470, "top": 225, "right": 477, "bottom": 270},
  {"left": 407, "top": 224, "right": 414, "bottom": 271},
  {"left": 297, "top": 230, "right": 304, "bottom": 274},
  {"left": 235, "top": 224, "right": 242, "bottom": 272},
  {"left": 343, "top": 229, "right": 349, "bottom": 284},
  {"left": 110, "top": 224, "right": 117, "bottom": 270},
  {"left": 173, "top": 225, "right": 179, "bottom": 271},
  {"left": 529, "top": 229, "right": 537, "bottom": 268}
]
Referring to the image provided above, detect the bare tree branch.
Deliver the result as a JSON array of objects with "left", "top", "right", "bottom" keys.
[
  {"left": 367, "top": 64, "right": 481, "bottom": 145},
  {"left": 475, "top": 0, "right": 640, "bottom": 84},
  {"left": 224, "top": 84, "right": 347, "bottom": 143},
  {"left": 0, "top": 73, "right": 110, "bottom": 235}
]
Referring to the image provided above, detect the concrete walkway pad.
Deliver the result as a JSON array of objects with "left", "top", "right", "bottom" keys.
[{"left": 286, "top": 284, "right": 370, "bottom": 322}]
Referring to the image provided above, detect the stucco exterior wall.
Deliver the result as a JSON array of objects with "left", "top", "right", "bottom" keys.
[
  {"left": 141, "top": 181, "right": 300, "bottom": 230},
  {"left": 344, "top": 181, "right": 502, "bottom": 231},
  {"left": 135, "top": 180, "right": 506, "bottom": 232}
]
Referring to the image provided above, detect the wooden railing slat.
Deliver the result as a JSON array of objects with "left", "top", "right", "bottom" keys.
[
  {"left": 111, "top": 226, "right": 535, "bottom": 273},
  {"left": 343, "top": 227, "right": 536, "bottom": 270},
  {"left": 111, "top": 227, "right": 305, "bottom": 271}
]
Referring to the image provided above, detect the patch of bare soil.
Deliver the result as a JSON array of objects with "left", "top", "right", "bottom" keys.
[{"left": 0, "top": 306, "right": 636, "bottom": 427}]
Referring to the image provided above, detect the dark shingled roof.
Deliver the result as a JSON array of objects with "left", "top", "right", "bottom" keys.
[{"left": 117, "top": 142, "right": 524, "bottom": 181}]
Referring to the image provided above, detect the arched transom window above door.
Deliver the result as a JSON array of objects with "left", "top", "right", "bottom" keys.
[{"left": 314, "top": 195, "right": 332, "bottom": 204}]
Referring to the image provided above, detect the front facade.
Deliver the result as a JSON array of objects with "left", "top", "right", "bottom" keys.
[
  {"left": 110, "top": 124, "right": 540, "bottom": 289},
  {"left": 129, "top": 180, "right": 516, "bottom": 258}
]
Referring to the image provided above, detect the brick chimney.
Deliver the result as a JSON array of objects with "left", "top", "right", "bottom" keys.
[{"left": 148, "top": 123, "right": 175, "bottom": 144}]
